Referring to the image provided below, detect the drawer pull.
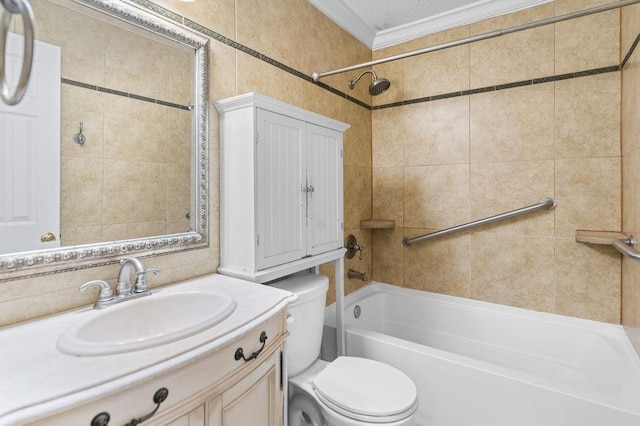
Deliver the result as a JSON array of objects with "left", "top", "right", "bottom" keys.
[
  {"left": 89, "top": 388, "right": 168, "bottom": 426},
  {"left": 234, "top": 331, "right": 268, "bottom": 362}
]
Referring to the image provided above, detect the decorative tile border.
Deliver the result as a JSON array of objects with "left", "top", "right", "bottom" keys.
[
  {"left": 372, "top": 65, "right": 621, "bottom": 110},
  {"left": 61, "top": 78, "right": 192, "bottom": 111}
]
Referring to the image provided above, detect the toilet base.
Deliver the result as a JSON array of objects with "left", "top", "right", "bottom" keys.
[{"left": 287, "top": 359, "right": 416, "bottom": 426}]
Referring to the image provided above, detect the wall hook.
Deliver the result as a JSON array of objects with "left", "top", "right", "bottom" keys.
[{"left": 73, "top": 122, "right": 86, "bottom": 145}]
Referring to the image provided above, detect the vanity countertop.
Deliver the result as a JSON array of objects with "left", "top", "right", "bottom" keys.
[{"left": 0, "top": 273, "right": 296, "bottom": 424}]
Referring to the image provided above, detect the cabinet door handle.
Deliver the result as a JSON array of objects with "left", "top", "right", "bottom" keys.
[
  {"left": 89, "top": 388, "right": 168, "bottom": 426},
  {"left": 234, "top": 331, "right": 268, "bottom": 362}
]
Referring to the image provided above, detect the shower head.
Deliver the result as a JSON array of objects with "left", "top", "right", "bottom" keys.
[{"left": 348, "top": 70, "right": 391, "bottom": 96}]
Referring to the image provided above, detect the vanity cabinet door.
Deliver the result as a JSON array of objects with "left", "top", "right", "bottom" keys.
[
  {"left": 166, "top": 405, "right": 206, "bottom": 426},
  {"left": 217, "top": 349, "right": 283, "bottom": 426}
]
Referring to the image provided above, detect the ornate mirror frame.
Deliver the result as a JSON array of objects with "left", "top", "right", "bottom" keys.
[{"left": 0, "top": 0, "right": 210, "bottom": 281}]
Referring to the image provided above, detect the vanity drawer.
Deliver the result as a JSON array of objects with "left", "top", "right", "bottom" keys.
[{"left": 34, "top": 311, "right": 286, "bottom": 426}]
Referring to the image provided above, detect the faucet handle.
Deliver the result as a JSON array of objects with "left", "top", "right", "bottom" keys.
[
  {"left": 134, "top": 268, "right": 160, "bottom": 293},
  {"left": 80, "top": 280, "right": 114, "bottom": 302}
]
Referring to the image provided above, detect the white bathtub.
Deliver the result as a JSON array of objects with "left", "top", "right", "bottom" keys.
[{"left": 323, "top": 283, "right": 640, "bottom": 426}]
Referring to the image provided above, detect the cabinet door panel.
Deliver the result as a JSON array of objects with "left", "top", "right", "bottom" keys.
[
  {"left": 306, "top": 123, "right": 343, "bottom": 255},
  {"left": 221, "top": 350, "right": 282, "bottom": 426},
  {"left": 256, "top": 109, "right": 307, "bottom": 269}
]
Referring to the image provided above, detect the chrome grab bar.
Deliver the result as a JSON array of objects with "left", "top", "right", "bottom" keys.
[
  {"left": 0, "top": 0, "right": 34, "bottom": 105},
  {"left": 403, "top": 197, "right": 557, "bottom": 246},
  {"left": 613, "top": 237, "right": 640, "bottom": 264}
]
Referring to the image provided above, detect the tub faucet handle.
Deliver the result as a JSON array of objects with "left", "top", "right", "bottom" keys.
[{"left": 345, "top": 234, "right": 365, "bottom": 260}]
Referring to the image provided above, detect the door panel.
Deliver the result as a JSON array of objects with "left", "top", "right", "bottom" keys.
[
  {"left": 255, "top": 109, "right": 306, "bottom": 269},
  {"left": 0, "top": 34, "right": 61, "bottom": 254},
  {"left": 306, "top": 123, "right": 343, "bottom": 255}
]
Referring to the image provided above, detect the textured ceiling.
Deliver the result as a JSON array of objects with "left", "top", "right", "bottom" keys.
[
  {"left": 309, "top": 0, "right": 551, "bottom": 49},
  {"left": 341, "top": 0, "right": 482, "bottom": 31}
]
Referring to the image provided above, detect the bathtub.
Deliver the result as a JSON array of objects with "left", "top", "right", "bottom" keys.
[{"left": 322, "top": 283, "right": 640, "bottom": 426}]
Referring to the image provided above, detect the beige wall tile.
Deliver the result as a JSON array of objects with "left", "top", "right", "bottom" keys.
[
  {"left": 555, "top": 238, "right": 621, "bottom": 323},
  {"left": 555, "top": 158, "right": 621, "bottom": 238},
  {"left": 622, "top": 54, "right": 640, "bottom": 155},
  {"left": 372, "top": 107, "right": 404, "bottom": 167},
  {"left": 470, "top": 160, "right": 555, "bottom": 236},
  {"left": 470, "top": 233, "right": 555, "bottom": 312},
  {"left": 30, "top": 0, "right": 106, "bottom": 86},
  {"left": 622, "top": 259, "right": 640, "bottom": 328},
  {"left": 60, "top": 85, "right": 104, "bottom": 159},
  {"left": 622, "top": 3, "right": 640, "bottom": 58},
  {"left": 343, "top": 32, "right": 374, "bottom": 106},
  {"left": 371, "top": 227, "right": 405, "bottom": 286},
  {"left": 60, "top": 156, "right": 103, "bottom": 229},
  {"left": 404, "top": 228, "right": 471, "bottom": 298},
  {"left": 404, "top": 97, "right": 470, "bottom": 166},
  {"left": 555, "top": 73, "right": 620, "bottom": 159},
  {"left": 236, "top": 0, "right": 302, "bottom": 71},
  {"left": 623, "top": 148, "right": 640, "bottom": 235},
  {"left": 104, "top": 96, "right": 168, "bottom": 163},
  {"left": 344, "top": 165, "right": 372, "bottom": 231},
  {"left": 470, "top": 83, "right": 554, "bottom": 163},
  {"left": 373, "top": 167, "right": 404, "bottom": 226},
  {"left": 152, "top": 0, "right": 235, "bottom": 39},
  {"left": 372, "top": 44, "right": 404, "bottom": 106},
  {"left": 403, "top": 26, "right": 470, "bottom": 99},
  {"left": 299, "top": 0, "right": 346, "bottom": 93},
  {"left": 343, "top": 101, "right": 372, "bottom": 168},
  {"left": 469, "top": 5, "right": 554, "bottom": 88},
  {"left": 169, "top": 47, "right": 195, "bottom": 106},
  {"left": 236, "top": 52, "right": 301, "bottom": 107},
  {"left": 404, "top": 164, "right": 470, "bottom": 229},
  {"left": 60, "top": 226, "right": 103, "bottom": 247},
  {"left": 102, "top": 221, "right": 167, "bottom": 242},
  {"left": 105, "top": 25, "right": 172, "bottom": 100},
  {"left": 102, "top": 160, "right": 167, "bottom": 225},
  {"left": 210, "top": 42, "right": 237, "bottom": 103},
  {"left": 555, "top": 10, "right": 619, "bottom": 74}
]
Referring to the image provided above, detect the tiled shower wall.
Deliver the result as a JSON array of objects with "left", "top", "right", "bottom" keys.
[
  {"left": 371, "top": 0, "right": 624, "bottom": 323},
  {"left": 622, "top": 2, "right": 640, "bottom": 352},
  {"left": 0, "top": 0, "right": 372, "bottom": 326}
]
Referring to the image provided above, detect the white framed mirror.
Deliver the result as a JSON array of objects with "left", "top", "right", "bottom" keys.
[{"left": 0, "top": 0, "right": 209, "bottom": 281}]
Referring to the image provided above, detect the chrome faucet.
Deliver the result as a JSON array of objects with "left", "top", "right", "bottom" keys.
[
  {"left": 117, "top": 257, "right": 159, "bottom": 297},
  {"left": 80, "top": 257, "right": 159, "bottom": 309}
]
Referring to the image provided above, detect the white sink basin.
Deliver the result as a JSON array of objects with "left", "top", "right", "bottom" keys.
[{"left": 57, "top": 290, "right": 236, "bottom": 356}]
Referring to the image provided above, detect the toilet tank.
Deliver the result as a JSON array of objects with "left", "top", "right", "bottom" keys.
[{"left": 270, "top": 273, "right": 328, "bottom": 376}]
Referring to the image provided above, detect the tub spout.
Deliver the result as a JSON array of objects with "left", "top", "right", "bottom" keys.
[{"left": 348, "top": 269, "right": 368, "bottom": 281}]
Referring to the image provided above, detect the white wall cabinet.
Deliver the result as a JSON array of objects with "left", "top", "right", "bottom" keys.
[{"left": 216, "top": 93, "right": 349, "bottom": 283}]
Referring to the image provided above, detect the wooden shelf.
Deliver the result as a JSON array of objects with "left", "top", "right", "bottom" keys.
[
  {"left": 575, "top": 230, "right": 629, "bottom": 245},
  {"left": 360, "top": 219, "right": 396, "bottom": 229}
]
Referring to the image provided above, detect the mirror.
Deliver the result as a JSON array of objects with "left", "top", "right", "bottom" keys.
[{"left": 0, "top": 0, "right": 209, "bottom": 280}]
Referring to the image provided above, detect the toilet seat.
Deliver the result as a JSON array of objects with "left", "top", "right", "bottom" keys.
[{"left": 312, "top": 357, "right": 418, "bottom": 423}]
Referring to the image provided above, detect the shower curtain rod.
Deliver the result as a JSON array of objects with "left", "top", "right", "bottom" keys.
[{"left": 311, "top": 0, "right": 640, "bottom": 82}]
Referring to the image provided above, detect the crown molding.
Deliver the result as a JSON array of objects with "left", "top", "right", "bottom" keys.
[
  {"left": 307, "top": 0, "right": 552, "bottom": 50},
  {"left": 372, "top": 0, "right": 552, "bottom": 50}
]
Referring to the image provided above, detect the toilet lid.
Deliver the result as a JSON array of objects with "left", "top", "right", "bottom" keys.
[{"left": 312, "top": 356, "right": 418, "bottom": 422}]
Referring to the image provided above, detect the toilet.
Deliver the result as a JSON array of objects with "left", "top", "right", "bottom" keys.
[{"left": 271, "top": 273, "right": 418, "bottom": 426}]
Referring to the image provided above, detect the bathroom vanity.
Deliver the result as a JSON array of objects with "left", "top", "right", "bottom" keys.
[{"left": 0, "top": 274, "right": 296, "bottom": 425}]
